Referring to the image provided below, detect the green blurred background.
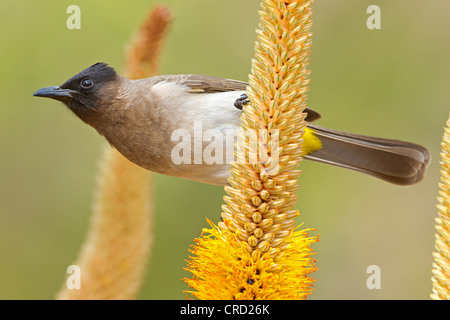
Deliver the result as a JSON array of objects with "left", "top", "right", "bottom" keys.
[{"left": 0, "top": 0, "right": 449, "bottom": 300}]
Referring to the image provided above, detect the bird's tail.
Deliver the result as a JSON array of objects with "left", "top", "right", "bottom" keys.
[{"left": 304, "top": 124, "right": 431, "bottom": 185}]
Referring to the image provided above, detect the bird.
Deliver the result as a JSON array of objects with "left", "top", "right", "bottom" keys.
[{"left": 33, "top": 62, "right": 430, "bottom": 186}]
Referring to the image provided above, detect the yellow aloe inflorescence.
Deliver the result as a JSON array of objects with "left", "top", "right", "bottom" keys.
[
  {"left": 431, "top": 114, "right": 450, "bottom": 300},
  {"left": 185, "top": 0, "right": 317, "bottom": 300}
]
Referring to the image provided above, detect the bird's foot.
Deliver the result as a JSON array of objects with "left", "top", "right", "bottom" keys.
[{"left": 234, "top": 93, "right": 250, "bottom": 110}]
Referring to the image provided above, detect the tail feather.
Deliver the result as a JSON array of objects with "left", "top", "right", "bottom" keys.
[{"left": 305, "top": 124, "right": 431, "bottom": 185}]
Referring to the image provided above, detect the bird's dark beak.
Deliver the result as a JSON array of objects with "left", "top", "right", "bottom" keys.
[{"left": 33, "top": 86, "right": 74, "bottom": 99}]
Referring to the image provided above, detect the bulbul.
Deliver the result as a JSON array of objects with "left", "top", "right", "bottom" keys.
[{"left": 34, "top": 63, "right": 430, "bottom": 186}]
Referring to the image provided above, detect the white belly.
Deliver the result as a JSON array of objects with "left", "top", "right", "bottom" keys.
[{"left": 150, "top": 81, "right": 245, "bottom": 185}]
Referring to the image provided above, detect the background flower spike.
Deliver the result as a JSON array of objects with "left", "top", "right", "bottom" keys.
[{"left": 55, "top": 5, "right": 172, "bottom": 300}]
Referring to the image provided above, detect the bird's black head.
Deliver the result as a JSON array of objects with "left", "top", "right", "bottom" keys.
[{"left": 33, "top": 63, "right": 119, "bottom": 114}]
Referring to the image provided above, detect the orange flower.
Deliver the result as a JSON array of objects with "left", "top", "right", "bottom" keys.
[{"left": 184, "top": 0, "right": 317, "bottom": 300}]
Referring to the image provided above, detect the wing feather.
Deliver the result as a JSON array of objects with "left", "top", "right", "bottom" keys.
[{"left": 146, "top": 74, "right": 321, "bottom": 121}]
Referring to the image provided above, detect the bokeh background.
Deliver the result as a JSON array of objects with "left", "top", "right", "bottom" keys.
[{"left": 1, "top": 0, "right": 449, "bottom": 299}]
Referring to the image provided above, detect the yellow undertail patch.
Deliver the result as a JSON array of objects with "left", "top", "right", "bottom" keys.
[{"left": 302, "top": 127, "right": 322, "bottom": 156}]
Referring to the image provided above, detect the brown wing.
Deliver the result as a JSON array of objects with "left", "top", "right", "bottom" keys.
[
  {"left": 149, "top": 74, "right": 321, "bottom": 122},
  {"left": 182, "top": 74, "right": 248, "bottom": 93}
]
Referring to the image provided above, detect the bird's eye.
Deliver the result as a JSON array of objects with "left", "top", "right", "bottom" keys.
[{"left": 80, "top": 78, "right": 94, "bottom": 89}]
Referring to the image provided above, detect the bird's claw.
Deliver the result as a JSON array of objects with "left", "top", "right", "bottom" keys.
[{"left": 234, "top": 93, "right": 250, "bottom": 110}]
